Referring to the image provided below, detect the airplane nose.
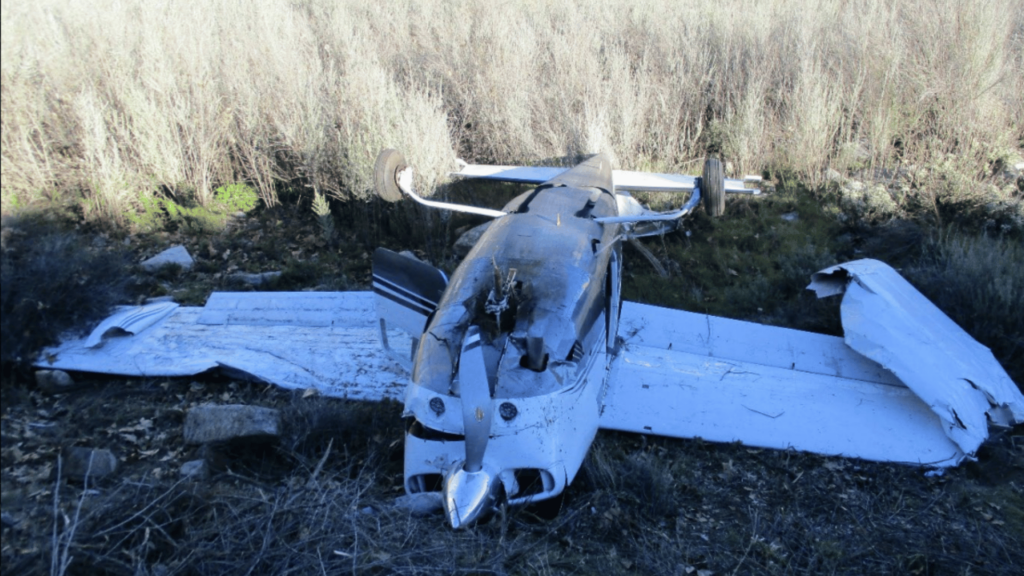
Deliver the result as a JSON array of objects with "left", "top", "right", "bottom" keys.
[{"left": 442, "top": 462, "right": 502, "bottom": 529}]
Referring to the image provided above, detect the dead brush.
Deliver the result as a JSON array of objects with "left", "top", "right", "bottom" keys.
[
  {"left": 3, "top": 0, "right": 1021, "bottom": 228},
  {"left": 4, "top": 390, "right": 1023, "bottom": 575},
  {"left": 0, "top": 216, "right": 132, "bottom": 374}
]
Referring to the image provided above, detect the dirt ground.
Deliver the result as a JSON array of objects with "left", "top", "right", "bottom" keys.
[{"left": 2, "top": 189, "right": 1022, "bottom": 575}]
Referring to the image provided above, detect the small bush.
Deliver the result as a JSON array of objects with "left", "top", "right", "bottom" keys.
[
  {"left": 126, "top": 193, "right": 167, "bottom": 233},
  {"left": 311, "top": 191, "right": 335, "bottom": 243},
  {"left": 214, "top": 183, "right": 259, "bottom": 213},
  {"left": 0, "top": 217, "right": 132, "bottom": 370},
  {"left": 162, "top": 199, "right": 226, "bottom": 233},
  {"left": 129, "top": 186, "right": 258, "bottom": 235}
]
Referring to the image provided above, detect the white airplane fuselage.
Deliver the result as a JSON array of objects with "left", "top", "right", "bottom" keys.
[{"left": 399, "top": 156, "right": 624, "bottom": 526}]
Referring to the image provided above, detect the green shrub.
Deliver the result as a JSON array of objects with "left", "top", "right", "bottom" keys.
[
  {"left": 214, "top": 183, "right": 259, "bottom": 213},
  {"left": 311, "top": 191, "right": 335, "bottom": 242},
  {"left": 127, "top": 184, "right": 258, "bottom": 234},
  {"left": 127, "top": 193, "right": 167, "bottom": 233},
  {"left": 162, "top": 200, "right": 225, "bottom": 233}
]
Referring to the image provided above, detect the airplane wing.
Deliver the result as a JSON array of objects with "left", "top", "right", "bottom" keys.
[
  {"left": 602, "top": 259, "right": 1023, "bottom": 467},
  {"left": 451, "top": 163, "right": 759, "bottom": 194},
  {"left": 603, "top": 303, "right": 964, "bottom": 466},
  {"left": 37, "top": 261, "right": 1021, "bottom": 467},
  {"left": 37, "top": 292, "right": 409, "bottom": 401}
]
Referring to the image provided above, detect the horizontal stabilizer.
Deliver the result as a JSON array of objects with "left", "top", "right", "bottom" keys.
[{"left": 452, "top": 164, "right": 760, "bottom": 194}]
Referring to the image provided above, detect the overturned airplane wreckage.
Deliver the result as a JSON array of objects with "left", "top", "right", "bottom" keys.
[{"left": 41, "top": 152, "right": 1023, "bottom": 528}]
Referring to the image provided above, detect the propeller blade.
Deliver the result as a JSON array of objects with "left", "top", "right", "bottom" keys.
[{"left": 459, "top": 326, "right": 492, "bottom": 472}]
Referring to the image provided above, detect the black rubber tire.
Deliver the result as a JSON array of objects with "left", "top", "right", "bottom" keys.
[
  {"left": 701, "top": 157, "right": 725, "bottom": 217},
  {"left": 373, "top": 149, "right": 407, "bottom": 203}
]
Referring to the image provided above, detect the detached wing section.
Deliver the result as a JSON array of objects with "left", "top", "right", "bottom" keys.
[
  {"left": 36, "top": 292, "right": 408, "bottom": 401},
  {"left": 604, "top": 259, "right": 1022, "bottom": 467}
]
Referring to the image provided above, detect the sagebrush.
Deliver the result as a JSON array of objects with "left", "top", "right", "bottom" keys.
[{"left": 2, "top": 0, "right": 1021, "bottom": 222}]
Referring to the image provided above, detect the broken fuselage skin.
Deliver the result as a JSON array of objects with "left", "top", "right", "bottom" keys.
[{"left": 403, "top": 156, "right": 624, "bottom": 527}]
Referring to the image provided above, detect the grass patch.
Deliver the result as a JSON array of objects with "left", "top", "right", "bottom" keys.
[{"left": 623, "top": 180, "right": 845, "bottom": 335}]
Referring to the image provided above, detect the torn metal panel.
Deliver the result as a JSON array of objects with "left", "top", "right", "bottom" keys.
[
  {"left": 809, "top": 259, "right": 1024, "bottom": 456},
  {"left": 85, "top": 301, "right": 179, "bottom": 347},
  {"left": 603, "top": 302, "right": 964, "bottom": 466},
  {"left": 38, "top": 292, "right": 408, "bottom": 401}
]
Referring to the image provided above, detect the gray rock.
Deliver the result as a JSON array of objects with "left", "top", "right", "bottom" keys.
[
  {"left": 141, "top": 245, "right": 194, "bottom": 272},
  {"left": 999, "top": 158, "right": 1023, "bottom": 182},
  {"left": 395, "top": 492, "right": 444, "bottom": 516},
  {"left": 184, "top": 404, "right": 281, "bottom": 444},
  {"left": 63, "top": 447, "right": 118, "bottom": 481},
  {"left": 179, "top": 459, "right": 208, "bottom": 480},
  {"left": 453, "top": 221, "right": 493, "bottom": 257},
  {"left": 824, "top": 168, "right": 843, "bottom": 182},
  {"left": 35, "top": 369, "right": 74, "bottom": 394},
  {"left": 228, "top": 271, "right": 281, "bottom": 286}
]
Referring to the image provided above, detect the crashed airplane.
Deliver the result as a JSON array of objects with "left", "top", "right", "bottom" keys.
[{"left": 40, "top": 152, "right": 1024, "bottom": 528}]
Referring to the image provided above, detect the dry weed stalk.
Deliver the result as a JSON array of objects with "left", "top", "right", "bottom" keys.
[{"left": 2, "top": 0, "right": 1021, "bottom": 221}]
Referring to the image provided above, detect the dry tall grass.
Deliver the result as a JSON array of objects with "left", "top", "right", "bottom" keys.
[{"left": 2, "top": 0, "right": 1021, "bottom": 220}]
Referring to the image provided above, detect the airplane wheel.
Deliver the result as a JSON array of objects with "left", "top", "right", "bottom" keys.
[
  {"left": 702, "top": 157, "right": 725, "bottom": 217},
  {"left": 373, "top": 149, "right": 407, "bottom": 203}
]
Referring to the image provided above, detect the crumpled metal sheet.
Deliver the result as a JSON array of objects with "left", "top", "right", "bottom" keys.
[
  {"left": 808, "top": 258, "right": 1023, "bottom": 457},
  {"left": 85, "top": 301, "right": 179, "bottom": 347}
]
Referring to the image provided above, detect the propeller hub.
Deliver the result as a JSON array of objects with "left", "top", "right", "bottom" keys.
[{"left": 442, "top": 461, "right": 502, "bottom": 528}]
